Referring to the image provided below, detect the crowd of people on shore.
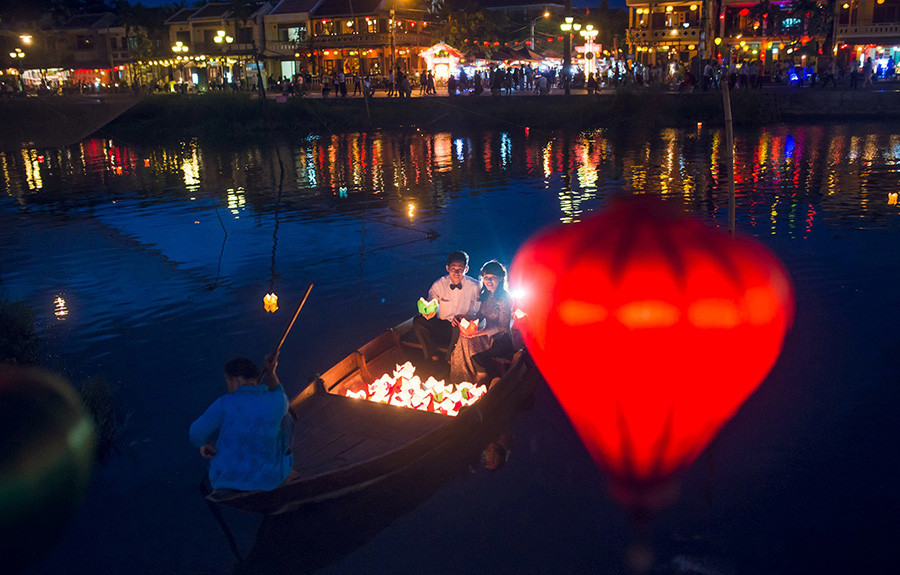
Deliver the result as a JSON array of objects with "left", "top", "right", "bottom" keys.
[{"left": 4, "top": 54, "right": 896, "bottom": 99}]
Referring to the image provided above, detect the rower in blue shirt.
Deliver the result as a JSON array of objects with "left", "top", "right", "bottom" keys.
[{"left": 190, "top": 354, "right": 293, "bottom": 492}]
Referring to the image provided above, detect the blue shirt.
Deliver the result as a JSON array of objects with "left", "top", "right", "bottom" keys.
[{"left": 190, "top": 384, "right": 293, "bottom": 491}]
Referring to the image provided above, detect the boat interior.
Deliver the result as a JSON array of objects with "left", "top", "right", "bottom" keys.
[{"left": 285, "top": 323, "right": 450, "bottom": 480}]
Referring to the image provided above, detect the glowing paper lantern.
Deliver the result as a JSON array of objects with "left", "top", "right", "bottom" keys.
[
  {"left": 343, "top": 362, "right": 486, "bottom": 416},
  {"left": 459, "top": 318, "right": 479, "bottom": 337},
  {"left": 263, "top": 293, "right": 278, "bottom": 313},
  {"left": 417, "top": 297, "right": 439, "bottom": 315},
  {"left": 510, "top": 197, "right": 794, "bottom": 506},
  {"left": 889, "top": 192, "right": 898, "bottom": 206}
]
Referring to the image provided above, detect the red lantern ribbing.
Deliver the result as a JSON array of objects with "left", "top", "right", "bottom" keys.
[{"left": 511, "top": 197, "right": 793, "bottom": 506}]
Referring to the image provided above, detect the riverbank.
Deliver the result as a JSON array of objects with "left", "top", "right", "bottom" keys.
[
  {"left": 100, "top": 87, "right": 900, "bottom": 141},
  {"left": 0, "top": 95, "right": 139, "bottom": 150},
  {"left": 5, "top": 87, "right": 900, "bottom": 148}
]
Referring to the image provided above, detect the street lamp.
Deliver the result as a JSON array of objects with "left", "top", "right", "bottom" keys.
[
  {"left": 214, "top": 30, "right": 234, "bottom": 45},
  {"left": 531, "top": 11, "right": 550, "bottom": 51},
  {"left": 171, "top": 42, "right": 190, "bottom": 89},
  {"left": 214, "top": 30, "right": 234, "bottom": 86},
  {"left": 560, "top": 16, "right": 580, "bottom": 95},
  {"left": 580, "top": 24, "right": 599, "bottom": 78}
]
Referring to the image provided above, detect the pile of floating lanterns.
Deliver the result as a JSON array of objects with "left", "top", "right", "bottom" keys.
[{"left": 345, "top": 361, "right": 486, "bottom": 417}]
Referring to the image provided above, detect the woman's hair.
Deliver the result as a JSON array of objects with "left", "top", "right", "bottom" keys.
[
  {"left": 224, "top": 357, "right": 259, "bottom": 380},
  {"left": 478, "top": 260, "right": 510, "bottom": 301}
]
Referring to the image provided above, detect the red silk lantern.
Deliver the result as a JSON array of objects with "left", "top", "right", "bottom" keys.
[{"left": 511, "top": 197, "right": 793, "bottom": 506}]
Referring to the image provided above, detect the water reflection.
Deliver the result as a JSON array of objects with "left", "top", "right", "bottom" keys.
[
  {"left": 4, "top": 125, "right": 900, "bottom": 234},
  {"left": 3, "top": 126, "right": 900, "bottom": 575}
]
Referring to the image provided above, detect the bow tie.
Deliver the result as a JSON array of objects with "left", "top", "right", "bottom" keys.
[{"left": 449, "top": 283, "right": 461, "bottom": 290}]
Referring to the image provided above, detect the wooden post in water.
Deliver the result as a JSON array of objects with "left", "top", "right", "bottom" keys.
[{"left": 723, "top": 51, "right": 736, "bottom": 236}]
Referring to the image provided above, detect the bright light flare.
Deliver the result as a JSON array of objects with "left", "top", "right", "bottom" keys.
[{"left": 509, "top": 287, "right": 529, "bottom": 303}]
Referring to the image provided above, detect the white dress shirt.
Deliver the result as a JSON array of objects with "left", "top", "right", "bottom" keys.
[{"left": 427, "top": 275, "right": 480, "bottom": 320}]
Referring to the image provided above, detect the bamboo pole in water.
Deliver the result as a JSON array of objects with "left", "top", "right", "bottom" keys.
[{"left": 723, "top": 53, "right": 736, "bottom": 236}]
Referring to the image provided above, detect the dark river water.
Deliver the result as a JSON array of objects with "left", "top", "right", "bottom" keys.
[{"left": 2, "top": 124, "right": 899, "bottom": 574}]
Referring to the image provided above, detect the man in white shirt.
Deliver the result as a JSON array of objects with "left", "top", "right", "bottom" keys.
[{"left": 413, "top": 251, "right": 481, "bottom": 362}]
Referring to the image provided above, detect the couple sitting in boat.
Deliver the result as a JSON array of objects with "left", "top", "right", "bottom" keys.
[{"left": 413, "top": 250, "right": 515, "bottom": 386}]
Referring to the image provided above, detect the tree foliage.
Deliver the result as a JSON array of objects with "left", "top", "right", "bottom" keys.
[
  {"left": 747, "top": 0, "right": 837, "bottom": 52},
  {"left": 433, "top": 1, "right": 508, "bottom": 59}
]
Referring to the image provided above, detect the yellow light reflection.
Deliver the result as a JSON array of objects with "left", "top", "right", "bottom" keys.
[
  {"left": 54, "top": 296, "right": 68, "bottom": 320},
  {"left": 23, "top": 149, "right": 43, "bottom": 191},
  {"left": 558, "top": 187, "right": 596, "bottom": 225},
  {"left": 182, "top": 147, "right": 200, "bottom": 191},
  {"left": 407, "top": 202, "right": 416, "bottom": 219},
  {"left": 227, "top": 187, "right": 245, "bottom": 217},
  {"left": 542, "top": 142, "right": 553, "bottom": 178}
]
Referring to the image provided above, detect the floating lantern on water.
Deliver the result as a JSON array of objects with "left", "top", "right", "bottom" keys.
[
  {"left": 54, "top": 296, "right": 68, "bottom": 321},
  {"left": 144, "top": 159, "right": 150, "bottom": 167},
  {"left": 417, "top": 297, "right": 439, "bottom": 315},
  {"left": 510, "top": 196, "right": 794, "bottom": 513},
  {"left": 889, "top": 192, "right": 898, "bottom": 206},
  {"left": 263, "top": 293, "right": 278, "bottom": 313}
]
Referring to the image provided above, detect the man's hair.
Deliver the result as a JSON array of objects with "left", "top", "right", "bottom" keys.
[
  {"left": 447, "top": 251, "right": 469, "bottom": 267},
  {"left": 224, "top": 357, "right": 259, "bottom": 380}
]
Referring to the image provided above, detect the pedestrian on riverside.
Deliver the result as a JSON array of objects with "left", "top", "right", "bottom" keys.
[
  {"left": 338, "top": 70, "right": 347, "bottom": 97},
  {"left": 749, "top": 60, "right": 759, "bottom": 89},
  {"left": 400, "top": 70, "right": 411, "bottom": 98},
  {"left": 863, "top": 57, "right": 874, "bottom": 87},
  {"left": 850, "top": 61, "right": 860, "bottom": 89},
  {"left": 820, "top": 58, "right": 838, "bottom": 88}
]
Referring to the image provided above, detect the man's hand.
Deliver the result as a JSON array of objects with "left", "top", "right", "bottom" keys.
[
  {"left": 263, "top": 352, "right": 279, "bottom": 375},
  {"left": 200, "top": 443, "right": 217, "bottom": 459}
]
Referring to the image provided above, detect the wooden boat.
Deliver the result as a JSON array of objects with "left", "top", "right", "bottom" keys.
[{"left": 207, "top": 318, "right": 540, "bottom": 515}]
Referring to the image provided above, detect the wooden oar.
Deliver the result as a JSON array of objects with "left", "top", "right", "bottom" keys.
[{"left": 260, "top": 283, "right": 314, "bottom": 390}]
